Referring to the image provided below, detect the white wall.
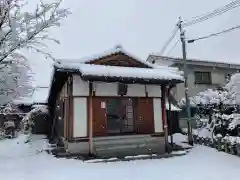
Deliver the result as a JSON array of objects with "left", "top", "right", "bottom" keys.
[
  {"left": 126, "top": 84, "right": 145, "bottom": 97},
  {"left": 73, "top": 75, "right": 89, "bottom": 96},
  {"left": 72, "top": 75, "right": 161, "bottom": 98},
  {"left": 95, "top": 82, "right": 118, "bottom": 96},
  {"left": 153, "top": 98, "right": 163, "bottom": 133},
  {"left": 147, "top": 85, "right": 161, "bottom": 97},
  {"left": 73, "top": 97, "right": 88, "bottom": 137},
  {"left": 211, "top": 72, "right": 225, "bottom": 85},
  {"left": 94, "top": 82, "right": 161, "bottom": 97}
]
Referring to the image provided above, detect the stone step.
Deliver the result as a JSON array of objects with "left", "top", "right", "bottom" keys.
[
  {"left": 95, "top": 146, "right": 163, "bottom": 158},
  {"left": 94, "top": 140, "right": 159, "bottom": 149},
  {"left": 93, "top": 135, "right": 159, "bottom": 147},
  {"left": 93, "top": 135, "right": 152, "bottom": 142}
]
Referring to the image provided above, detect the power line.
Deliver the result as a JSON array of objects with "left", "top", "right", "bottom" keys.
[
  {"left": 183, "top": 0, "right": 240, "bottom": 27},
  {"left": 188, "top": 24, "right": 240, "bottom": 43},
  {"left": 166, "top": 40, "right": 180, "bottom": 56},
  {"left": 184, "top": 0, "right": 240, "bottom": 27},
  {"left": 190, "top": 0, "right": 240, "bottom": 20},
  {"left": 159, "top": 26, "right": 178, "bottom": 55}
]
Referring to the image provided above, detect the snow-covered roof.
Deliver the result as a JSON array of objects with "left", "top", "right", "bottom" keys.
[
  {"left": 54, "top": 46, "right": 183, "bottom": 83},
  {"left": 55, "top": 62, "right": 184, "bottom": 82},
  {"left": 13, "top": 87, "right": 49, "bottom": 105},
  {"left": 57, "top": 46, "right": 157, "bottom": 68},
  {"left": 166, "top": 103, "right": 182, "bottom": 111},
  {"left": 148, "top": 55, "right": 240, "bottom": 68}
]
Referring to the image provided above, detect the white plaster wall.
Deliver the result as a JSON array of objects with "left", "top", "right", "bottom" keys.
[
  {"left": 73, "top": 81, "right": 161, "bottom": 98},
  {"left": 73, "top": 97, "right": 88, "bottom": 137},
  {"left": 126, "top": 84, "right": 145, "bottom": 97},
  {"left": 153, "top": 98, "right": 163, "bottom": 133},
  {"left": 72, "top": 75, "right": 89, "bottom": 96},
  {"left": 147, "top": 85, "right": 161, "bottom": 97},
  {"left": 95, "top": 82, "right": 118, "bottom": 96},
  {"left": 95, "top": 82, "right": 146, "bottom": 97}
]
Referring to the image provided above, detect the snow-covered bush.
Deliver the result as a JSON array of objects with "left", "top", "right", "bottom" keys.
[
  {"left": 22, "top": 105, "right": 48, "bottom": 135},
  {"left": 180, "top": 73, "right": 240, "bottom": 139},
  {"left": 0, "top": 103, "right": 24, "bottom": 139}
]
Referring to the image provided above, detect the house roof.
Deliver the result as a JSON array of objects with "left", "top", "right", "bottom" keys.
[
  {"left": 55, "top": 61, "right": 184, "bottom": 85},
  {"left": 57, "top": 46, "right": 157, "bottom": 68},
  {"left": 13, "top": 87, "right": 49, "bottom": 106},
  {"left": 55, "top": 46, "right": 183, "bottom": 85},
  {"left": 147, "top": 55, "right": 240, "bottom": 69}
]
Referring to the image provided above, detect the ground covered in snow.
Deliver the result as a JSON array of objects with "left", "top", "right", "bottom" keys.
[{"left": 1, "top": 135, "right": 240, "bottom": 180}]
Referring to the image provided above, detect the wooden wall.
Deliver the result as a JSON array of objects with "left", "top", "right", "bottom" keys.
[
  {"left": 92, "top": 97, "right": 155, "bottom": 137},
  {"left": 69, "top": 75, "right": 164, "bottom": 139}
]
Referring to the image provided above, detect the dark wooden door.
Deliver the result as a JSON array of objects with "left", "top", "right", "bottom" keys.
[
  {"left": 135, "top": 97, "right": 154, "bottom": 134},
  {"left": 92, "top": 97, "right": 107, "bottom": 136}
]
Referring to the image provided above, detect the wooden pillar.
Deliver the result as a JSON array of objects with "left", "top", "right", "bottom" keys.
[
  {"left": 161, "top": 85, "right": 169, "bottom": 152},
  {"left": 89, "top": 82, "right": 94, "bottom": 155},
  {"left": 66, "top": 76, "right": 72, "bottom": 140},
  {"left": 68, "top": 76, "right": 74, "bottom": 140}
]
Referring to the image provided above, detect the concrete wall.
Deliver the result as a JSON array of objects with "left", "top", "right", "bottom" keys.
[{"left": 172, "top": 64, "right": 238, "bottom": 101}]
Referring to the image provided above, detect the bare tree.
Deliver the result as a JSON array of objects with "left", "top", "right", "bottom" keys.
[{"left": 0, "top": 0, "right": 70, "bottom": 105}]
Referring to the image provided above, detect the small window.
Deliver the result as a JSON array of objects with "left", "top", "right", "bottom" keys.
[{"left": 194, "top": 71, "right": 212, "bottom": 84}]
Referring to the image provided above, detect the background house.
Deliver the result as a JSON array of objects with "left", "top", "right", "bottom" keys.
[
  {"left": 13, "top": 86, "right": 49, "bottom": 111},
  {"left": 12, "top": 86, "right": 50, "bottom": 134},
  {"left": 147, "top": 55, "right": 240, "bottom": 101},
  {"left": 147, "top": 55, "right": 240, "bottom": 128}
]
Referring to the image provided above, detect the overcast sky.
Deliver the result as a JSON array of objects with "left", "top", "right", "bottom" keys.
[{"left": 28, "top": 0, "right": 240, "bottom": 86}]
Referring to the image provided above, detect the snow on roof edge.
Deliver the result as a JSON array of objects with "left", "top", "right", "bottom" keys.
[
  {"left": 55, "top": 63, "right": 184, "bottom": 81},
  {"left": 149, "top": 54, "right": 240, "bottom": 66},
  {"left": 13, "top": 87, "right": 49, "bottom": 106},
  {"left": 166, "top": 102, "right": 182, "bottom": 111},
  {"left": 55, "top": 47, "right": 183, "bottom": 77}
]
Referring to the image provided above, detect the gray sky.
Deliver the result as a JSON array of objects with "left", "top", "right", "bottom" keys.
[{"left": 29, "top": 0, "right": 240, "bottom": 86}]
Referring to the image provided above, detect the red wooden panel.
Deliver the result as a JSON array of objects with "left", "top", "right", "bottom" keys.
[
  {"left": 92, "top": 97, "right": 107, "bottom": 136},
  {"left": 135, "top": 97, "right": 154, "bottom": 134}
]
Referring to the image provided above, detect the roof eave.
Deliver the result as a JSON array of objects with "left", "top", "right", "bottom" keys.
[{"left": 81, "top": 74, "right": 183, "bottom": 85}]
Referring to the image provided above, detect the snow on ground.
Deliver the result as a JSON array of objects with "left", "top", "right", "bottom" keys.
[
  {"left": 168, "top": 133, "right": 193, "bottom": 148},
  {"left": 1, "top": 135, "right": 240, "bottom": 180}
]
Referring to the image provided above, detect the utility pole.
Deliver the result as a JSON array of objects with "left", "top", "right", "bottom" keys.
[{"left": 178, "top": 17, "right": 193, "bottom": 145}]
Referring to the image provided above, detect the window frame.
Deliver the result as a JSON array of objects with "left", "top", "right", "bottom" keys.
[{"left": 194, "top": 71, "right": 212, "bottom": 85}]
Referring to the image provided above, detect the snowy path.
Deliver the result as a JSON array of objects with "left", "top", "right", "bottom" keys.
[{"left": 1, "top": 135, "right": 240, "bottom": 180}]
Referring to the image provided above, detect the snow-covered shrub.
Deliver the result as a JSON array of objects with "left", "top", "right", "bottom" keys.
[
  {"left": 180, "top": 73, "right": 240, "bottom": 138},
  {"left": 0, "top": 103, "right": 25, "bottom": 139},
  {"left": 22, "top": 105, "right": 48, "bottom": 135}
]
